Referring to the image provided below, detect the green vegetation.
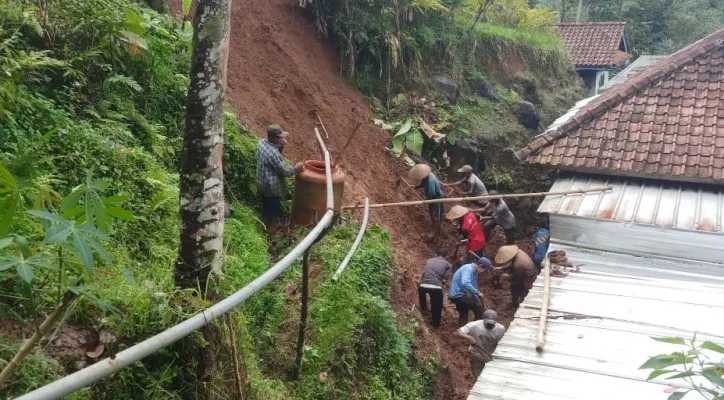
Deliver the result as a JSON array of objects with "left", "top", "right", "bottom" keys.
[
  {"left": 0, "top": 0, "right": 433, "bottom": 398},
  {"left": 640, "top": 336, "right": 724, "bottom": 400},
  {"left": 542, "top": 0, "right": 724, "bottom": 55},
  {"left": 306, "top": 0, "right": 585, "bottom": 214}
]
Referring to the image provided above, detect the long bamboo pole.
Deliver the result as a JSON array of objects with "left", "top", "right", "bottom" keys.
[
  {"left": 342, "top": 186, "right": 612, "bottom": 210},
  {"left": 536, "top": 256, "right": 552, "bottom": 352}
]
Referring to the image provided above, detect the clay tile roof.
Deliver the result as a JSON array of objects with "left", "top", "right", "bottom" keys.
[
  {"left": 557, "top": 22, "right": 627, "bottom": 67},
  {"left": 516, "top": 28, "right": 724, "bottom": 184}
]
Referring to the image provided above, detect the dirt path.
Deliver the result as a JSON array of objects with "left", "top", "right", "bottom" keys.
[{"left": 223, "top": 1, "right": 531, "bottom": 398}]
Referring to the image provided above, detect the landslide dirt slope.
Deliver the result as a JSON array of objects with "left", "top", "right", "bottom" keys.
[{"left": 223, "top": 1, "right": 520, "bottom": 398}]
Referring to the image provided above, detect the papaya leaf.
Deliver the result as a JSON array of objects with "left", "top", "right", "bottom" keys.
[
  {"left": 72, "top": 234, "right": 94, "bottom": 276},
  {"left": 106, "top": 207, "right": 135, "bottom": 221}
]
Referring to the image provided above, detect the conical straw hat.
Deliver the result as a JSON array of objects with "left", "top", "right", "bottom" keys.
[
  {"left": 495, "top": 245, "right": 519, "bottom": 264},
  {"left": 445, "top": 205, "right": 469, "bottom": 220},
  {"left": 408, "top": 164, "right": 431, "bottom": 182}
]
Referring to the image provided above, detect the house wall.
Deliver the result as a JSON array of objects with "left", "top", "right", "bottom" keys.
[
  {"left": 550, "top": 214, "right": 724, "bottom": 265},
  {"left": 578, "top": 70, "right": 610, "bottom": 96}
]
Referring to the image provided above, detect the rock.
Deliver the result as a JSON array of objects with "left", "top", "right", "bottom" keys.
[
  {"left": 445, "top": 139, "right": 485, "bottom": 172},
  {"left": 476, "top": 82, "right": 500, "bottom": 102},
  {"left": 517, "top": 101, "right": 540, "bottom": 130},
  {"left": 433, "top": 75, "right": 460, "bottom": 105}
]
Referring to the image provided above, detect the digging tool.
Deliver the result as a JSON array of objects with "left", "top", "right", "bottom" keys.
[
  {"left": 335, "top": 122, "right": 363, "bottom": 165},
  {"left": 398, "top": 177, "right": 424, "bottom": 200},
  {"left": 315, "top": 110, "right": 330, "bottom": 140},
  {"left": 536, "top": 256, "right": 551, "bottom": 352},
  {"left": 342, "top": 186, "right": 613, "bottom": 210}
]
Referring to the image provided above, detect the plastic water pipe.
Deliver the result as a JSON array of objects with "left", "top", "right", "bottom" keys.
[
  {"left": 18, "top": 130, "right": 335, "bottom": 400},
  {"left": 332, "top": 197, "right": 370, "bottom": 281}
]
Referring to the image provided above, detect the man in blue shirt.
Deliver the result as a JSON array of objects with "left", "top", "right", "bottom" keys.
[
  {"left": 409, "top": 164, "right": 444, "bottom": 234},
  {"left": 448, "top": 256, "right": 492, "bottom": 327},
  {"left": 532, "top": 219, "right": 550, "bottom": 273}
]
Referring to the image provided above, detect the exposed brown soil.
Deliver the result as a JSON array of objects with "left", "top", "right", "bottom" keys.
[{"left": 192, "top": 0, "right": 537, "bottom": 397}]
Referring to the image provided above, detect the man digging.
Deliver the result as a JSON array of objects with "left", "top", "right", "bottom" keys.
[
  {"left": 494, "top": 245, "right": 537, "bottom": 307},
  {"left": 408, "top": 164, "right": 444, "bottom": 235},
  {"left": 454, "top": 309, "right": 506, "bottom": 378},
  {"left": 443, "top": 165, "right": 488, "bottom": 207},
  {"left": 418, "top": 248, "right": 452, "bottom": 328},
  {"left": 448, "top": 255, "right": 492, "bottom": 327}
]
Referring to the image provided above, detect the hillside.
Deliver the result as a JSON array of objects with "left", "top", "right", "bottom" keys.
[
  {"left": 0, "top": 0, "right": 586, "bottom": 399},
  {"left": 219, "top": 0, "right": 584, "bottom": 398}
]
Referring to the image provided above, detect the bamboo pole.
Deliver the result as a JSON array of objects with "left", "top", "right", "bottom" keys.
[
  {"left": 334, "top": 122, "right": 363, "bottom": 165},
  {"left": 536, "top": 256, "right": 552, "bottom": 352},
  {"left": 342, "top": 186, "right": 613, "bottom": 210},
  {"left": 315, "top": 111, "right": 330, "bottom": 140}
]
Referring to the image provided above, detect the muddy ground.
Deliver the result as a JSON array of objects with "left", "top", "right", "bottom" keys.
[{"left": 221, "top": 1, "right": 537, "bottom": 398}]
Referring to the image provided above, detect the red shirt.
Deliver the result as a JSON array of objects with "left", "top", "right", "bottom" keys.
[{"left": 461, "top": 212, "right": 486, "bottom": 252}]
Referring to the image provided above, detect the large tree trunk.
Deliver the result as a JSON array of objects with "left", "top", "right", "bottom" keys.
[{"left": 174, "top": 0, "right": 232, "bottom": 289}]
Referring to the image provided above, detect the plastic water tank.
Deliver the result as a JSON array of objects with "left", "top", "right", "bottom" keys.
[{"left": 290, "top": 160, "right": 345, "bottom": 227}]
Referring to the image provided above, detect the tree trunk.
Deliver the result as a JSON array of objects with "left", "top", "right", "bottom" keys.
[
  {"left": 146, "top": 0, "right": 169, "bottom": 14},
  {"left": 576, "top": 0, "right": 583, "bottom": 21},
  {"left": 174, "top": 0, "right": 232, "bottom": 289}
]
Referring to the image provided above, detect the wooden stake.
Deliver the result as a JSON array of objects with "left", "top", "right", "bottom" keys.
[
  {"left": 225, "top": 314, "right": 245, "bottom": 399},
  {"left": 334, "top": 122, "right": 363, "bottom": 165},
  {"left": 342, "top": 186, "right": 613, "bottom": 210},
  {"left": 536, "top": 256, "right": 551, "bottom": 352},
  {"left": 294, "top": 248, "right": 312, "bottom": 379}
]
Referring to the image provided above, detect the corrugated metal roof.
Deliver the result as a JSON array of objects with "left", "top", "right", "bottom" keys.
[
  {"left": 538, "top": 173, "right": 724, "bottom": 233},
  {"left": 469, "top": 243, "right": 724, "bottom": 400},
  {"left": 602, "top": 55, "right": 669, "bottom": 91}
]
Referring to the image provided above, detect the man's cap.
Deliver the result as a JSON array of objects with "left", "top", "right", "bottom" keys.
[
  {"left": 267, "top": 124, "right": 289, "bottom": 138},
  {"left": 408, "top": 164, "right": 431, "bottom": 182},
  {"left": 474, "top": 256, "right": 492, "bottom": 271},
  {"left": 457, "top": 165, "right": 473, "bottom": 173},
  {"left": 495, "top": 245, "right": 519, "bottom": 264},
  {"left": 445, "top": 205, "right": 469, "bottom": 220},
  {"left": 483, "top": 309, "right": 499, "bottom": 325}
]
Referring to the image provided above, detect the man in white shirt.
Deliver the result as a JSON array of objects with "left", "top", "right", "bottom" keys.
[{"left": 453, "top": 309, "right": 506, "bottom": 378}]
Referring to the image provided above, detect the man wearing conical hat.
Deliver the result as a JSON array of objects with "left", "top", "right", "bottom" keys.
[
  {"left": 494, "top": 245, "right": 537, "bottom": 307},
  {"left": 408, "top": 164, "right": 444, "bottom": 233},
  {"left": 446, "top": 205, "right": 487, "bottom": 260}
]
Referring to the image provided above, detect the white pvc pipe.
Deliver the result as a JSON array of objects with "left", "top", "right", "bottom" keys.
[
  {"left": 18, "top": 134, "right": 336, "bottom": 400},
  {"left": 332, "top": 197, "right": 370, "bottom": 281}
]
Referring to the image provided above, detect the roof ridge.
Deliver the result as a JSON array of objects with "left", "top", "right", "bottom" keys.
[{"left": 516, "top": 27, "right": 724, "bottom": 161}]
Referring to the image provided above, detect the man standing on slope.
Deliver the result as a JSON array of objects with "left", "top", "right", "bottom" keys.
[
  {"left": 418, "top": 248, "right": 452, "bottom": 328},
  {"left": 454, "top": 309, "right": 506, "bottom": 377},
  {"left": 495, "top": 245, "right": 537, "bottom": 307},
  {"left": 446, "top": 205, "right": 487, "bottom": 259},
  {"left": 409, "top": 164, "right": 444, "bottom": 234},
  {"left": 256, "top": 124, "right": 302, "bottom": 236},
  {"left": 443, "top": 165, "right": 488, "bottom": 207},
  {"left": 448, "top": 256, "right": 491, "bottom": 327}
]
